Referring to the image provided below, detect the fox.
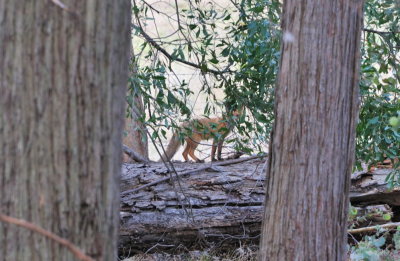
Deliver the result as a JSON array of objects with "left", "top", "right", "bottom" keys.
[{"left": 159, "top": 110, "right": 241, "bottom": 163}]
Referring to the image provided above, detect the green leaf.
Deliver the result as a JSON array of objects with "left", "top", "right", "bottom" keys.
[
  {"left": 372, "top": 236, "right": 385, "bottom": 248},
  {"left": 382, "top": 213, "right": 391, "bottom": 221},
  {"left": 368, "top": 117, "right": 379, "bottom": 125},
  {"left": 167, "top": 91, "right": 178, "bottom": 104},
  {"left": 209, "top": 57, "right": 219, "bottom": 64}
]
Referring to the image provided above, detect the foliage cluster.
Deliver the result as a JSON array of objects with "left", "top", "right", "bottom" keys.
[
  {"left": 356, "top": 0, "right": 400, "bottom": 170},
  {"left": 348, "top": 205, "right": 392, "bottom": 229},
  {"left": 131, "top": 0, "right": 281, "bottom": 156},
  {"left": 130, "top": 0, "right": 399, "bottom": 164},
  {"left": 348, "top": 205, "right": 400, "bottom": 261},
  {"left": 350, "top": 228, "right": 400, "bottom": 261}
]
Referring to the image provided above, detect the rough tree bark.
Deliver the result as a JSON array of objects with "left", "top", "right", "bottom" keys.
[
  {"left": 260, "top": 1, "right": 364, "bottom": 260},
  {"left": 0, "top": 1, "right": 130, "bottom": 260},
  {"left": 119, "top": 159, "right": 266, "bottom": 255},
  {"left": 118, "top": 162, "right": 397, "bottom": 254}
]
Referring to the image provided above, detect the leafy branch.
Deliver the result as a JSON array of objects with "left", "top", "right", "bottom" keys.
[{"left": 133, "top": 24, "right": 234, "bottom": 75}]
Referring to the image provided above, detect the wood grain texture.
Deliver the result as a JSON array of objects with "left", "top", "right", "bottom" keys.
[
  {"left": 260, "top": 0, "right": 364, "bottom": 260},
  {"left": 119, "top": 159, "right": 266, "bottom": 255},
  {"left": 0, "top": 0, "right": 131, "bottom": 260},
  {"left": 118, "top": 162, "right": 396, "bottom": 255}
]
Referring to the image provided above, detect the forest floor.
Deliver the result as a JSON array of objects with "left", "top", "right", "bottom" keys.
[
  {"left": 122, "top": 248, "right": 400, "bottom": 261},
  {"left": 122, "top": 247, "right": 258, "bottom": 261}
]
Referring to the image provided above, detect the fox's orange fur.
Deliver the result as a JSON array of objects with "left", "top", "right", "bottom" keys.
[{"left": 160, "top": 111, "right": 240, "bottom": 162}]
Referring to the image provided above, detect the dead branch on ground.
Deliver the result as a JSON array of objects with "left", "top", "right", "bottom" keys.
[{"left": 348, "top": 221, "right": 400, "bottom": 235}]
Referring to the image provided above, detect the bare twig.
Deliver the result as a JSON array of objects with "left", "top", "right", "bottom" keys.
[
  {"left": 0, "top": 213, "right": 95, "bottom": 261},
  {"left": 363, "top": 28, "right": 400, "bottom": 35},
  {"left": 363, "top": 28, "right": 400, "bottom": 83},
  {"left": 121, "top": 154, "right": 266, "bottom": 196},
  {"left": 348, "top": 222, "right": 400, "bottom": 234}
]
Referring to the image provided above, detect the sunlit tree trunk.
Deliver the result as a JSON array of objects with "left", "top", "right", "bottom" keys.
[
  {"left": 123, "top": 47, "right": 148, "bottom": 163},
  {"left": 123, "top": 95, "right": 148, "bottom": 162},
  {"left": 0, "top": 1, "right": 131, "bottom": 260},
  {"left": 129, "top": 94, "right": 148, "bottom": 160},
  {"left": 260, "top": 0, "right": 363, "bottom": 260}
]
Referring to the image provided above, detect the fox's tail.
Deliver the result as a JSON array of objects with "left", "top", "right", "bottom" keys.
[{"left": 158, "top": 132, "right": 182, "bottom": 162}]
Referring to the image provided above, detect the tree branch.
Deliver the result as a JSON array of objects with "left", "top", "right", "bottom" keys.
[
  {"left": 0, "top": 213, "right": 95, "bottom": 261},
  {"left": 133, "top": 24, "right": 233, "bottom": 75},
  {"left": 363, "top": 28, "right": 400, "bottom": 82},
  {"left": 348, "top": 222, "right": 400, "bottom": 234},
  {"left": 123, "top": 144, "right": 150, "bottom": 163},
  {"left": 363, "top": 28, "right": 400, "bottom": 35}
]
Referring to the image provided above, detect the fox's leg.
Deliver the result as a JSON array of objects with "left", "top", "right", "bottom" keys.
[
  {"left": 217, "top": 139, "right": 224, "bottom": 160},
  {"left": 182, "top": 140, "right": 190, "bottom": 162},
  {"left": 211, "top": 139, "right": 217, "bottom": 161},
  {"left": 187, "top": 138, "right": 204, "bottom": 163}
]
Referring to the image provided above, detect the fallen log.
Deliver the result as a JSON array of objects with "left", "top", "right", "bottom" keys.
[
  {"left": 119, "top": 157, "right": 266, "bottom": 255},
  {"left": 350, "top": 168, "right": 400, "bottom": 206},
  {"left": 121, "top": 154, "right": 265, "bottom": 195},
  {"left": 119, "top": 159, "right": 399, "bottom": 255}
]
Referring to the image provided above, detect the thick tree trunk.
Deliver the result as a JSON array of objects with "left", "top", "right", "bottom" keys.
[
  {"left": 260, "top": 1, "right": 363, "bottom": 260},
  {"left": 0, "top": 1, "right": 130, "bottom": 260}
]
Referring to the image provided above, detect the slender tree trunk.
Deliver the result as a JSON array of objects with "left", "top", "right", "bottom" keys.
[
  {"left": 260, "top": 1, "right": 363, "bottom": 260},
  {"left": 0, "top": 1, "right": 130, "bottom": 260},
  {"left": 123, "top": 50, "right": 148, "bottom": 162},
  {"left": 123, "top": 95, "right": 148, "bottom": 162}
]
